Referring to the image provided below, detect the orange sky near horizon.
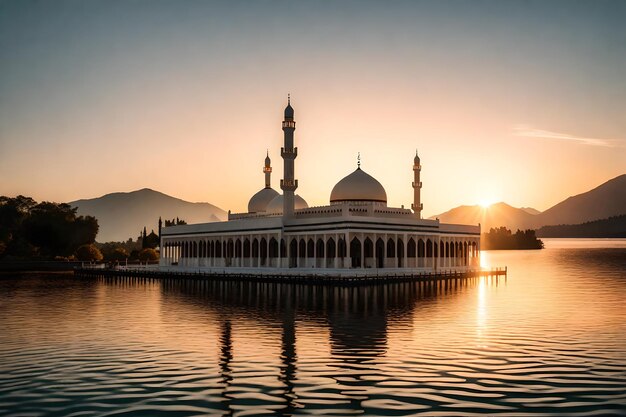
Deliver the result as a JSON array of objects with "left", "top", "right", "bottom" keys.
[{"left": 0, "top": 1, "right": 624, "bottom": 217}]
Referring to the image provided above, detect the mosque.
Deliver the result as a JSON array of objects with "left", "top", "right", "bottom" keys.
[{"left": 159, "top": 98, "right": 480, "bottom": 274}]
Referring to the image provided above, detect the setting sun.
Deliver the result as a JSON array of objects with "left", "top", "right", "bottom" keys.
[{"left": 478, "top": 199, "right": 495, "bottom": 209}]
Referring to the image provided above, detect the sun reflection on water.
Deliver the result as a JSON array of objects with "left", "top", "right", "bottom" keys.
[{"left": 476, "top": 277, "right": 489, "bottom": 349}]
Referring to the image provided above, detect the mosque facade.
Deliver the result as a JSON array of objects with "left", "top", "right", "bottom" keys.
[{"left": 160, "top": 99, "right": 480, "bottom": 273}]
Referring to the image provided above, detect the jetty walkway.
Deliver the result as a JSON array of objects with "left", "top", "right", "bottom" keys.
[{"left": 75, "top": 266, "right": 507, "bottom": 286}]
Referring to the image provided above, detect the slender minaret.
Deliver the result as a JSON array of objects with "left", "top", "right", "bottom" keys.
[
  {"left": 280, "top": 95, "right": 298, "bottom": 218},
  {"left": 263, "top": 150, "right": 272, "bottom": 188},
  {"left": 411, "top": 150, "right": 423, "bottom": 218}
]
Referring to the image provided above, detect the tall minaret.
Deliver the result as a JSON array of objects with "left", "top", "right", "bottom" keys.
[
  {"left": 263, "top": 150, "right": 272, "bottom": 188},
  {"left": 280, "top": 95, "right": 298, "bottom": 218},
  {"left": 411, "top": 150, "right": 423, "bottom": 218}
]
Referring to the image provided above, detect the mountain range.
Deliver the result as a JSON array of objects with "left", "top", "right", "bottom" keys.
[
  {"left": 431, "top": 174, "right": 626, "bottom": 231},
  {"left": 71, "top": 174, "right": 625, "bottom": 242},
  {"left": 71, "top": 189, "right": 226, "bottom": 242}
]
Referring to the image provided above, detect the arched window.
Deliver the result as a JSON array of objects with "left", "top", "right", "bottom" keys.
[
  {"left": 350, "top": 237, "right": 361, "bottom": 268},
  {"left": 252, "top": 238, "right": 259, "bottom": 258},
  {"left": 338, "top": 238, "right": 347, "bottom": 258},
  {"left": 316, "top": 238, "right": 324, "bottom": 258},
  {"left": 229, "top": 239, "right": 235, "bottom": 258},
  {"left": 418, "top": 239, "right": 425, "bottom": 257},
  {"left": 408, "top": 238, "right": 416, "bottom": 258},
  {"left": 299, "top": 239, "right": 306, "bottom": 258},
  {"left": 326, "top": 238, "right": 336, "bottom": 259},
  {"left": 260, "top": 238, "right": 267, "bottom": 265},
  {"left": 269, "top": 238, "right": 279, "bottom": 258},
  {"left": 375, "top": 238, "right": 384, "bottom": 268},
  {"left": 397, "top": 238, "right": 404, "bottom": 266},
  {"left": 289, "top": 239, "right": 298, "bottom": 267},
  {"left": 364, "top": 237, "right": 373, "bottom": 259},
  {"left": 386, "top": 238, "right": 395, "bottom": 258},
  {"left": 243, "top": 239, "right": 250, "bottom": 258},
  {"left": 235, "top": 239, "right": 242, "bottom": 257}
]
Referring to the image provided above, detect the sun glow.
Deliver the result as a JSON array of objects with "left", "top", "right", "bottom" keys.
[{"left": 478, "top": 198, "right": 495, "bottom": 209}]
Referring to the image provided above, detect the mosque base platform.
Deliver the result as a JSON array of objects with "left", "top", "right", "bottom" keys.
[{"left": 75, "top": 266, "right": 507, "bottom": 285}]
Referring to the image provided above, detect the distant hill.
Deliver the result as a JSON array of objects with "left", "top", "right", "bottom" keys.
[
  {"left": 431, "top": 174, "right": 626, "bottom": 231},
  {"left": 70, "top": 188, "right": 226, "bottom": 242},
  {"left": 535, "top": 174, "right": 626, "bottom": 226},
  {"left": 520, "top": 207, "right": 541, "bottom": 216},
  {"left": 536, "top": 215, "right": 626, "bottom": 238},
  {"left": 430, "top": 202, "right": 537, "bottom": 231}
]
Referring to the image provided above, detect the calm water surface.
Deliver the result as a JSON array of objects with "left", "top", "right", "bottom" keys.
[{"left": 1, "top": 239, "right": 625, "bottom": 416}]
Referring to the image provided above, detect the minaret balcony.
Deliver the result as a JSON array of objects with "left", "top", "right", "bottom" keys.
[
  {"left": 413, "top": 164, "right": 421, "bottom": 170},
  {"left": 411, "top": 203, "right": 423, "bottom": 211},
  {"left": 281, "top": 147, "right": 298, "bottom": 158},
  {"left": 412, "top": 181, "right": 422, "bottom": 188},
  {"left": 280, "top": 179, "right": 298, "bottom": 191},
  {"left": 282, "top": 121, "right": 296, "bottom": 129}
]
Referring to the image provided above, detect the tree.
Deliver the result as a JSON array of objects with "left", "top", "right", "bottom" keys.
[
  {"left": 1, "top": 196, "right": 99, "bottom": 259},
  {"left": 75, "top": 244, "right": 103, "bottom": 261},
  {"left": 143, "top": 230, "right": 159, "bottom": 249},
  {"left": 0, "top": 196, "right": 36, "bottom": 256},
  {"left": 482, "top": 227, "right": 543, "bottom": 250},
  {"left": 109, "top": 247, "right": 129, "bottom": 261},
  {"left": 138, "top": 248, "right": 158, "bottom": 261}
]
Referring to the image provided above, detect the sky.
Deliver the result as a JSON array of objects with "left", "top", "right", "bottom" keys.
[{"left": 0, "top": 0, "right": 625, "bottom": 217}]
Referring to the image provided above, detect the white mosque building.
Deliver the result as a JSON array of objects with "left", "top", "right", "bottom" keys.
[{"left": 160, "top": 99, "right": 480, "bottom": 274}]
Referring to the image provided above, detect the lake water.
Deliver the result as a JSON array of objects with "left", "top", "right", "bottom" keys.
[{"left": 1, "top": 239, "right": 625, "bottom": 416}]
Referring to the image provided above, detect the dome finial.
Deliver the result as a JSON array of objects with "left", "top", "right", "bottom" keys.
[
  {"left": 284, "top": 95, "right": 294, "bottom": 119},
  {"left": 357, "top": 152, "right": 361, "bottom": 169}
]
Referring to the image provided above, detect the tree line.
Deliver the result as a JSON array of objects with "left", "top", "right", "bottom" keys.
[
  {"left": 536, "top": 215, "right": 626, "bottom": 238},
  {"left": 0, "top": 196, "right": 98, "bottom": 260},
  {"left": 0, "top": 195, "right": 163, "bottom": 262}
]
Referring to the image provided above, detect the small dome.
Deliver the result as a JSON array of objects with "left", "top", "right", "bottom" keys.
[
  {"left": 248, "top": 187, "right": 279, "bottom": 213},
  {"left": 266, "top": 194, "right": 309, "bottom": 214},
  {"left": 284, "top": 103, "right": 294, "bottom": 120},
  {"left": 330, "top": 168, "right": 387, "bottom": 204}
]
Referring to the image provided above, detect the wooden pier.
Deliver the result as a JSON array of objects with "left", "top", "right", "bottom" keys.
[{"left": 75, "top": 266, "right": 507, "bottom": 286}]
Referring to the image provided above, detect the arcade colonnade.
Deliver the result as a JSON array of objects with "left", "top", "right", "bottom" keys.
[{"left": 161, "top": 232, "right": 480, "bottom": 270}]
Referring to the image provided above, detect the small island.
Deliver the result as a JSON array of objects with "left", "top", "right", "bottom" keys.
[{"left": 482, "top": 227, "right": 544, "bottom": 250}]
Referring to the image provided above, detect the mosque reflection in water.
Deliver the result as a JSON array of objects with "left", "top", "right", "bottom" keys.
[{"left": 138, "top": 277, "right": 490, "bottom": 415}]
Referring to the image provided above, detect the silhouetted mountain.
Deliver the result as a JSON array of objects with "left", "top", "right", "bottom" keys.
[
  {"left": 536, "top": 215, "right": 626, "bottom": 238},
  {"left": 520, "top": 207, "right": 541, "bottom": 215},
  {"left": 535, "top": 174, "right": 626, "bottom": 226},
  {"left": 70, "top": 189, "right": 226, "bottom": 242},
  {"left": 431, "top": 174, "right": 626, "bottom": 231},
  {"left": 430, "top": 202, "right": 537, "bottom": 231}
]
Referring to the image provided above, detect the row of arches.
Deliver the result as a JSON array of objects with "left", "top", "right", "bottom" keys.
[{"left": 162, "top": 234, "right": 480, "bottom": 270}]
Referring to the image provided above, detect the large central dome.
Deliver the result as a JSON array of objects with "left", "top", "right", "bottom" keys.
[{"left": 330, "top": 168, "right": 387, "bottom": 204}]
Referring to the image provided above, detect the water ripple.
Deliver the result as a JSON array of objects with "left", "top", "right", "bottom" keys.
[{"left": 1, "top": 245, "right": 625, "bottom": 416}]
